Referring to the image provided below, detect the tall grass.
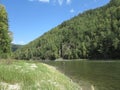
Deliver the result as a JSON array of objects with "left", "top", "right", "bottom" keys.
[{"left": 0, "top": 60, "right": 80, "bottom": 90}]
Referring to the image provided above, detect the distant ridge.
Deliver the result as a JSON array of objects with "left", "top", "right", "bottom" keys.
[{"left": 11, "top": 44, "right": 23, "bottom": 52}]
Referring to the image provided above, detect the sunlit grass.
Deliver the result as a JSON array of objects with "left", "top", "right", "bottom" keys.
[{"left": 0, "top": 60, "right": 80, "bottom": 90}]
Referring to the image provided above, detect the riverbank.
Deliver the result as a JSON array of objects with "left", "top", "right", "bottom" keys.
[
  {"left": 40, "top": 58, "right": 120, "bottom": 62},
  {"left": 0, "top": 60, "right": 80, "bottom": 90}
]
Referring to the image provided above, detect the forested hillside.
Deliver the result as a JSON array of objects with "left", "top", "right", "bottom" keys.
[
  {"left": 0, "top": 5, "right": 11, "bottom": 58},
  {"left": 11, "top": 44, "right": 23, "bottom": 52},
  {"left": 14, "top": 0, "right": 120, "bottom": 60}
]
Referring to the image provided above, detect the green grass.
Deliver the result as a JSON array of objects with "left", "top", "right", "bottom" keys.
[{"left": 0, "top": 60, "right": 80, "bottom": 90}]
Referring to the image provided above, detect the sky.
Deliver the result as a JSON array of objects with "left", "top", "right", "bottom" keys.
[{"left": 1, "top": 0, "right": 110, "bottom": 45}]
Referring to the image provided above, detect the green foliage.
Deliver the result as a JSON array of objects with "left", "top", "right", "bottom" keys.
[
  {"left": 11, "top": 44, "right": 23, "bottom": 52},
  {"left": 14, "top": 0, "right": 120, "bottom": 60},
  {"left": 0, "top": 5, "right": 11, "bottom": 58}
]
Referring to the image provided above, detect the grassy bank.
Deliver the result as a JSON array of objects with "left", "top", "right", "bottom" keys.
[{"left": 0, "top": 60, "right": 80, "bottom": 90}]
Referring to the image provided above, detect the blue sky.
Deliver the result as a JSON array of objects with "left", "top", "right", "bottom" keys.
[{"left": 1, "top": 0, "right": 110, "bottom": 45}]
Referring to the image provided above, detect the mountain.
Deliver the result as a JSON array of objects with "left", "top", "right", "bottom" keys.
[
  {"left": 14, "top": 0, "right": 120, "bottom": 60},
  {"left": 11, "top": 44, "right": 23, "bottom": 52}
]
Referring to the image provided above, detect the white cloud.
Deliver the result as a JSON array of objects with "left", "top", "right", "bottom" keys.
[
  {"left": 38, "top": 0, "right": 50, "bottom": 3},
  {"left": 66, "top": 0, "right": 71, "bottom": 4},
  {"left": 58, "top": 0, "right": 64, "bottom": 5},
  {"left": 70, "top": 8, "right": 75, "bottom": 13},
  {"left": 58, "top": 0, "right": 71, "bottom": 5},
  {"left": 29, "top": 0, "right": 34, "bottom": 1},
  {"left": 29, "top": 0, "right": 49, "bottom": 3},
  {"left": 28, "top": 0, "right": 72, "bottom": 5}
]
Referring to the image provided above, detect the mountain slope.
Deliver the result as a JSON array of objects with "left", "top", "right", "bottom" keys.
[
  {"left": 14, "top": 0, "right": 120, "bottom": 60},
  {"left": 11, "top": 44, "right": 23, "bottom": 52}
]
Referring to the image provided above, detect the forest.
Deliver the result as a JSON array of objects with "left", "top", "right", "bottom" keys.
[
  {"left": 0, "top": 0, "right": 120, "bottom": 60},
  {"left": 13, "top": 0, "right": 120, "bottom": 60}
]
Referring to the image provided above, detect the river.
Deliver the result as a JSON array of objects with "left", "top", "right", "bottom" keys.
[{"left": 44, "top": 60, "right": 120, "bottom": 90}]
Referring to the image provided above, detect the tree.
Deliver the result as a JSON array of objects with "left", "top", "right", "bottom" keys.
[
  {"left": 14, "top": 0, "right": 120, "bottom": 60},
  {"left": 0, "top": 5, "right": 11, "bottom": 58}
]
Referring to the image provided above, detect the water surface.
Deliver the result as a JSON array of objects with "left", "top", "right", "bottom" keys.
[{"left": 44, "top": 60, "right": 120, "bottom": 90}]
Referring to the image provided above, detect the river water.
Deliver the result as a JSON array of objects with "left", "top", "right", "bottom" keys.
[{"left": 44, "top": 60, "right": 120, "bottom": 90}]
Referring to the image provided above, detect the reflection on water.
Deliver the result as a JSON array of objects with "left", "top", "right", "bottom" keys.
[{"left": 44, "top": 60, "right": 120, "bottom": 90}]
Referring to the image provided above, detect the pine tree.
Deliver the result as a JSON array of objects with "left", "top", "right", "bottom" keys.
[{"left": 0, "top": 5, "right": 11, "bottom": 58}]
